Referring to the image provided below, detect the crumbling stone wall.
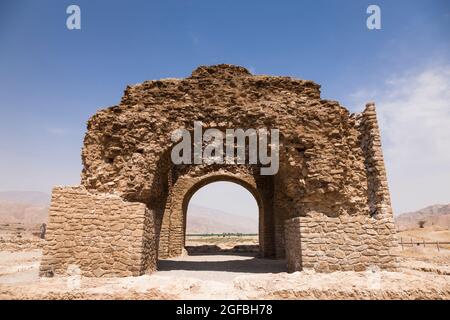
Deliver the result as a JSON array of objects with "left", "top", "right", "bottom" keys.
[
  {"left": 39, "top": 186, "right": 156, "bottom": 277},
  {"left": 40, "top": 64, "right": 398, "bottom": 276},
  {"left": 284, "top": 103, "right": 397, "bottom": 272}
]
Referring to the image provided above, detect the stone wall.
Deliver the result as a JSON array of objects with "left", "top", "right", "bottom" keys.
[
  {"left": 39, "top": 186, "right": 156, "bottom": 277},
  {"left": 285, "top": 102, "right": 398, "bottom": 272},
  {"left": 285, "top": 212, "right": 397, "bottom": 272}
]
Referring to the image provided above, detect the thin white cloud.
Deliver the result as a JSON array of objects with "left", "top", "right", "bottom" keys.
[
  {"left": 46, "top": 127, "right": 67, "bottom": 136},
  {"left": 188, "top": 32, "right": 200, "bottom": 46},
  {"left": 350, "top": 65, "right": 450, "bottom": 214}
]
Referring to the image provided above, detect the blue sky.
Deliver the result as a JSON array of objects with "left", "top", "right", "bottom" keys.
[{"left": 0, "top": 0, "right": 449, "bottom": 215}]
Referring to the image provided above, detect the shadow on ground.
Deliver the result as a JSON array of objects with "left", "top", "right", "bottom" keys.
[{"left": 158, "top": 252, "right": 287, "bottom": 274}]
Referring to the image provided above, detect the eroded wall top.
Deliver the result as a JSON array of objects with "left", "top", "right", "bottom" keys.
[{"left": 81, "top": 64, "right": 378, "bottom": 218}]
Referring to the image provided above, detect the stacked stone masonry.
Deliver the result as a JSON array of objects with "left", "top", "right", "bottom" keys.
[
  {"left": 39, "top": 186, "right": 156, "bottom": 277},
  {"left": 285, "top": 212, "right": 397, "bottom": 273},
  {"left": 40, "top": 64, "right": 398, "bottom": 276}
]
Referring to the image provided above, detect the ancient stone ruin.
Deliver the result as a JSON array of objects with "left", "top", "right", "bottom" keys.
[{"left": 40, "top": 64, "right": 398, "bottom": 277}]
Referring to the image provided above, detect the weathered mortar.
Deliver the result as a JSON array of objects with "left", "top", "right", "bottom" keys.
[{"left": 40, "top": 64, "right": 398, "bottom": 276}]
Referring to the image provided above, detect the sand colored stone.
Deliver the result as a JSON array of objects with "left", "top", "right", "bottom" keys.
[{"left": 40, "top": 64, "right": 398, "bottom": 277}]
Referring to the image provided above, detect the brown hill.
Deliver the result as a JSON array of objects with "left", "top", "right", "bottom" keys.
[
  {"left": 0, "top": 191, "right": 49, "bottom": 225},
  {"left": 186, "top": 204, "right": 258, "bottom": 234},
  {"left": 395, "top": 204, "right": 450, "bottom": 231}
]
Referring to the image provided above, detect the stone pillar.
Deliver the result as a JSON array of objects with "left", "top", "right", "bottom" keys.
[
  {"left": 359, "top": 102, "right": 398, "bottom": 270},
  {"left": 360, "top": 102, "right": 395, "bottom": 220},
  {"left": 39, "top": 186, "right": 157, "bottom": 277},
  {"left": 285, "top": 217, "right": 302, "bottom": 272}
]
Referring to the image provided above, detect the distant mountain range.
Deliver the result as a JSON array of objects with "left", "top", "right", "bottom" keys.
[
  {"left": 186, "top": 204, "right": 258, "bottom": 234},
  {"left": 394, "top": 204, "right": 450, "bottom": 231},
  {"left": 0, "top": 191, "right": 49, "bottom": 225},
  {"left": 0, "top": 191, "right": 258, "bottom": 233},
  {"left": 0, "top": 191, "right": 448, "bottom": 232}
]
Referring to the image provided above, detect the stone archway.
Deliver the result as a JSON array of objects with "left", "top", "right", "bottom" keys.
[
  {"left": 182, "top": 180, "right": 261, "bottom": 253},
  {"left": 158, "top": 170, "right": 274, "bottom": 259},
  {"left": 39, "top": 64, "right": 398, "bottom": 277}
]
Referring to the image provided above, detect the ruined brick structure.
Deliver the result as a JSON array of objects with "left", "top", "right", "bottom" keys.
[{"left": 40, "top": 64, "right": 398, "bottom": 277}]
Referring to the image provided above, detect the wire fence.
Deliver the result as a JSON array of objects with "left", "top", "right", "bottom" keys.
[{"left": 399, "top": 237, "right": 450, "bottom": 251}]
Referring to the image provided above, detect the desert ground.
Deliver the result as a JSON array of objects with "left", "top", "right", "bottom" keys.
[{"left": 0, "top": 224, "right": 449, "bottom": 300}]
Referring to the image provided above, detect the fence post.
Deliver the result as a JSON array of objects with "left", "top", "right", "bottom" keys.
[
  {"left": 437, "top": 241, "right": 440, "bottom": 252},
  {"left": 400, "top": 237, "right": 403, "bottom": 250}
]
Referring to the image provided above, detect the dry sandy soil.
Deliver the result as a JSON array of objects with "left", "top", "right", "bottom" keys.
[{"left": 0, "top": 224, "right": 449, "bottom": 300}]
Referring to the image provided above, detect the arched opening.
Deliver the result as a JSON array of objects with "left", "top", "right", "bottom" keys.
[
  {"left": 185, "top": 181, "right": 260, "bottom": 255},
  {"left": 157, "top": 171, "right": 278, "bottom": 259},
  {"left": 157, "top": 177, "right": 286, "bottom": 277}
]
